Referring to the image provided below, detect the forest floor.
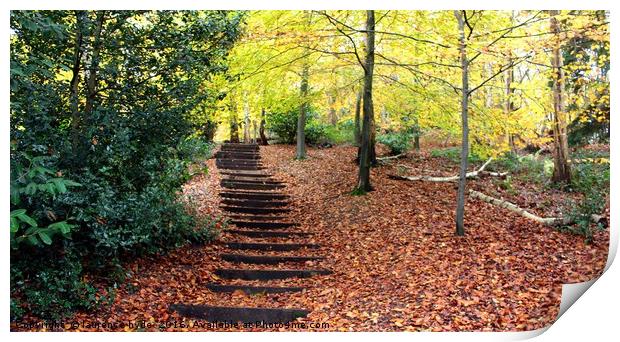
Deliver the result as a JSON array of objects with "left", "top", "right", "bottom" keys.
[{"left": 22, "top": 144, "right": 609, "bottom": 332}]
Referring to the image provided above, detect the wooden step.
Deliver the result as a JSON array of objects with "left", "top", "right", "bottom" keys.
[
  {"left": 215, "top": 152, "right": 260, "bottom": 160},
  {"left": 216, "top": 158, "right": 262, "bottom": 164},
  {"left": 217, "top": 162, "right": 263, "bottom": 168},
  {"left": 222, "top": 206, "right": 291, "bottom": 215},
  {"left": 221, "top": 182, "right": 282, "bottom": 190},
  {"left": 206, "top": 283, "right": 305, "bottom": 294},
  {"left": 169, "top": 304, "right": 307, "bottom": 324},
  {"left": 225, "top": 229, "right": 313, "bottom": 238},
  {"left": 230, "top": 221, "right": 297, "bottom": 229},
  {"left": 215, "top": 159, "right": 263, "bottom": 166},
  {"left": 219, "top": 171, "right": 272, "bottom": 178},
  {"left": 221, "top": 178, "right": 283, "bottom": 185},
  {"left": 222, "top": 175, "right": 278, "bottom": 182},
  {"left": 221, "top": 143, "right": 259, "bottom": 150},
  {"left": 225, "top": 242, "right": 320, "bottom": 251},
  {"left": 221, "top": 143, "right": 259, "bottom": 148},
  {"left": 220, "top": 191, "right": 289, "bottom": 200},
  {"left": 222, "top": 199, "right": 289, "bottom": 208},
  {"left": 221, "top": 253, "right": 325, "bottom": 265},
  {"left": 215, "top": 268, "right": 332, "bottom": 280},
  {"left": 227, "top": 214, "right": 289, "bottom": 221},
  {"left": 217, "top": 164, "right": 266, "bottom": 171}
]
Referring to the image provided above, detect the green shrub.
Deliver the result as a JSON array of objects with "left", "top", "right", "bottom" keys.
[
  {"left": 305, "top": 121, "right": 329, "bottom": 145},
  {"left": 377, "top": 132, "right": 412, "bottom": 155},
  {"left": 10, "top": 249, "right": 110, "bottom": 321},
  {"left": 326, "top": 122, "right": 354, "bottom": 144},
  {"left": 265, "top": 110, "right": 299, "bottom": 144},
  {"left": 266, "top": 109, "right": 338, "bottom": 145},
  {"left": 177, "top": 137, "right": 214, "bottom": 164},
  {"left": 563, "top": 161, "right": 610, "bottom": 243}
]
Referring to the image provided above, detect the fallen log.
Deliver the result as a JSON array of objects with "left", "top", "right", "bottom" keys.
[
  {"left": 469, "top": 190, "right": 607, "bottom": 227},
  {"left": 377, "top": 153, "right": 407, "bottom": 163},
  {"left": 388, "top": 158, "right": 504, "bottom": 182}
]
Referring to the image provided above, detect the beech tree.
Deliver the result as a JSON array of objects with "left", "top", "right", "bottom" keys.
[
  {"left": 549, "top": 10, "right": 571, "bottom": 183},
  {"left": 355, "top": 10, "right": 376, "bottom": 193}
]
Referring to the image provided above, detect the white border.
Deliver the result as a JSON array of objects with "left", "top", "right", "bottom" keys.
[{"left": 3, "top": 1, "right": 617, "bottom": 341}]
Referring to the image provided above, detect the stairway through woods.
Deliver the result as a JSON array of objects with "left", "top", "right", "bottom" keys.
[{"left": 170, "top": 143, "right": 331, "bottom": 325}]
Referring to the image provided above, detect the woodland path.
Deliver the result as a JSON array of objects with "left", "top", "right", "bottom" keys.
[{"left": 170, "top": 143, "right": 332, "bottom": 324}]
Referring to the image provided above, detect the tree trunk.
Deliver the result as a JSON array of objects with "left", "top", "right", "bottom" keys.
[
  {"left": 259, "top": 108, "right": 268, "bottom": 145},
  {"left": 203, "top": 120, "right": 216, "bottom": 142},
  {"left": 505, "top": 13, "right": 517, "bottom": 154},
  {"left": 296, "top": 11, "right": 312, "bottom": 159},
  {"left": 550, "top": 10, "right": 571, "bottom": 183},
  {"left": 84, "top": 11, "right": 106, "bottom": 116},
  {"left": 356, "top": 10, "right": 375, "bottom": 193},
  {"left": 354, "top": 89, "right": 362, "bottom": 147},
  {"left": 229, "top": 95, "right": 239, "bottom": 143},
  {"left": 413, "top": 115, "right": 420, "bottom": 152},
  {"left": 505, "top": 59, "right": 517, "bottom": 153},
  {"left": 454, "top": 10, "right": 469, "bottom": 236},
  {"left": 328, "top": 93, "right": 337, "bottom": 126},
  {"left": 70, "top": 11, "right": 85, "bottom": 162},
  {"left": 369, "top": 103, "right": 377, "bottom": 166},
  {"left": 296, "top": 62, "right": 309, "bottom": 159},
  {"left": 243, "top": 93, "right": 250, "bottom": 143},
  {"left": 380, "top": 105, "right": 389, "bottom": 126}
]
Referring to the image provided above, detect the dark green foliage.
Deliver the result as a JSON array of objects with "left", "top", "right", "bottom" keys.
[
  {"left": 10, "top": 10, "right": 241, "bottom": 320},
  {"left": 377, "top": 131, "right": 412, "bottom": 155},
  {"left": 266, "top": 109, "right": 300, "bottom": 144},
  {"left": 266, "top": 108, "right": 354, "bottom": 146},
  {"left": 10, "top": 249, "right": 114, "bottom": 321},
  {"left": 563, "top": 161, "right": 610, "bottom": 243},
  {"left": 266, "top": 108, "right": 331, "bottom": 144},
  {"left": 305, "top": 121, "right": 329, "bottom": 145}
]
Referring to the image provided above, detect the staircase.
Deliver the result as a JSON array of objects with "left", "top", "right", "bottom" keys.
[{"left": 170, "top": 143, "right": 331, "bottom": 325}]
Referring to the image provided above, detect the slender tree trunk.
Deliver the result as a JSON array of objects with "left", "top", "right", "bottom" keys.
[
  {"left": 243, "top": 92, "right": 250, "bottom": 143},
  {"left": 296, "top": 62, "right": 309, "bottom": 159},
  {"left": 259, "top": 108, "right": 268, "bottom": 145},
  {"left": 230, "top": 117, "right": 239, "bottom": 143},
  {"left": 380, "top": 105, "right": 389, "bottom": 126},
  {"left": 229, "top": 95, "right": 239, "bottom": 143},
  {"left": 296, "top": 11, "right": 312, "bottom": 159},
  {"left": 84, "top": 11, "right": 105, "bottom": 115},
  {"left": 356, "top": 10, "right": 375, "bottom": 193},
  {"left": 70, "top": 11, "right": 85, "bottom": 160},
  {"left": 454, "top": 10, "right": 469, "bottom": 236},
  {"left": 354, "top": 89, "right": 362, "bottom": 147},
  {"left": 505, "top": 12, "right": 517, "bottom": 154},
  {"left": 328, "top": 93, "right": 337, "bottom": 126},
  {"left": 369, "top": 104, "right": 377, "bottom": 166},
  {"left": 550, "top": 10, "right": 571, "bottom": 183},
  {"left": 413, "top": 115, "right": 420, "bottom": 152},
  {"left": 505, "top": 56, "right": 517, "bottom": 153}
]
